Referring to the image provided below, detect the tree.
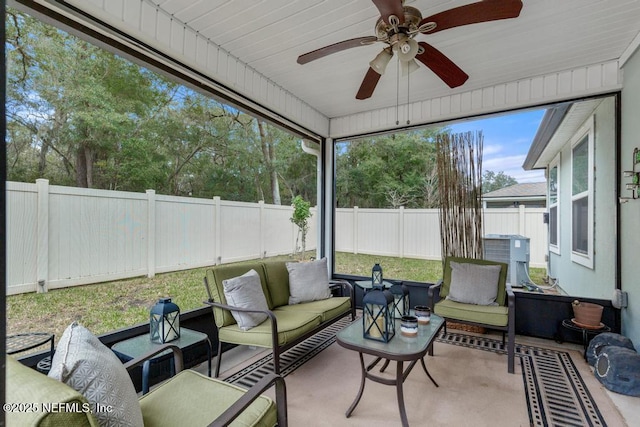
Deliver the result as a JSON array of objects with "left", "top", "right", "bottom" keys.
[
  {"left": 290, "top": 196, "right": 311, "bottom": 260},
  {"left": 5, "top": 8, "right": 317, "bottom": 205},
  {"left": 335, "top": 128, "right": 445, "bottom": 208},
  {"left": 483, "top": 171, "right": 518, "bottom": 193}
]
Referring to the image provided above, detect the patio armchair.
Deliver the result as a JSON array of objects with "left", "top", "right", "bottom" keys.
[
  {"left": 6, "top": 344, "right": 287, "bottom": 426},
  {"left": 428, "top": 256, "right": 516, "bottom": 373}
]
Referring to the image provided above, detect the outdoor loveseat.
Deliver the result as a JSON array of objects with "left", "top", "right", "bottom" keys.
[
  {"left": 6, "top": 322, "right": 287, "bottom": 426},
  {"left": 428, "top": 256, "right": 515, "bottom": 373},
  {"left": 204, "top": 258, "right": 355, "bottom": 376}
]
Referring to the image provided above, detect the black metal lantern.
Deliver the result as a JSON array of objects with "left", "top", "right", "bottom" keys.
[
  {"left": 371, "top": 263, "right": 383, "bottom": 290},
  {"left": 150, "top": 298, "right": 180, "bottom": 343},
  {"left": 389, "top": 283, "right": 410, "bottom": 319},
  {"left": 362, "top": 289, "right": 395, "bottom": 342}
]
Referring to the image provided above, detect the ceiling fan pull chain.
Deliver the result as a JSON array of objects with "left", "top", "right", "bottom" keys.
[
  {"left": 396, "top": 59, "right": 400, "bottom": 125},
  {"left": 407, "top": 70, "right": 411, "bottom": 125}
]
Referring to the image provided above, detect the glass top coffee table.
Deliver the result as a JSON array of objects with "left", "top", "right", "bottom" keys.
[{"left": 336, "top": 313, "right": 444, "bottom": 427}]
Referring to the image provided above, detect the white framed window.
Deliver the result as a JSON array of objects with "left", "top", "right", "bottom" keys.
[
  {"left": 548, "top": 155, "right": 560, "bottom": 254},
  {"left": 570, "top": 116, "right": 594, "bottom": 268}
]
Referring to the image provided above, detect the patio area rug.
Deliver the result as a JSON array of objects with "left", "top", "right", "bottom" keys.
[
  {"left": 223, "top": 318, "right": 618, "bottom": 426},
  {"left": 439, "top": 331, "right": 607, "bottom": 427}
]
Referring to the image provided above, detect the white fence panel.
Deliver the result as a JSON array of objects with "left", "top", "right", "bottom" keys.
[
  {"left": 335, "top": 209, "right": 355, "bottom": 252},
  {"left": 155, "top": 195, "right": 216, "bottom": 273},
  {"left": 402, "top": 209, "right": 442, "bottom": 260},
  {"left": 6, "top": 182, "right": 38, "bottom": 294},
  {"left": 219, "top": 200, "right": 263, "bottom": 263},
  {"left": 357, "top": 209, "right": 400, "bottom": 257},
  {"left": 47, "top": 185, "right": 148, "bottom": 290}
]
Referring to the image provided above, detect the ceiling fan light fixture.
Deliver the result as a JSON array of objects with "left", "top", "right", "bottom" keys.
[
  {"left": 401, "top": 58, "right": 420, "bottom": 76},
  {"left": 397, "top": 37, "right": 419, "bottom": 62},
  {"left": 369, "top": 48, "right": 393, "bottom": 75}
]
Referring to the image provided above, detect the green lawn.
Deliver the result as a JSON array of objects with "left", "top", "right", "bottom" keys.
[{"left": 6, "top": 253, "right": 547, "bottom": 345}]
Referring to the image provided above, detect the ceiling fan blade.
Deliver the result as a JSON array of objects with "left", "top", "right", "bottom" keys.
[
  {"left": 415, "top": 42, "right": 469, "bottom": 88},
  {"left": 371, "top": 0, "right": 405, "bottom": 25},
  {"left": 356, "top": 67, "right": 383, "bottom": 100},
  {"left": 419, "top": 0, "right": 523, "bottom": 34},
  {"left": 297, "top": 36, "right": 378, "bottom": 64}
]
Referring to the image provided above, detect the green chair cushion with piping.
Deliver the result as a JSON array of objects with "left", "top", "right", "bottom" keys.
[
  {"left": 139, "top": 370, "right": 276, "bottom": 427},
  {"left": 275, "top": 297, "right": 351, "bottom": 323},
  {"left": 218, "top": 310, "right": 321, "bottom": 348},
  {"left": 434, "top": 299, "right": 509, "bottom": 327}
]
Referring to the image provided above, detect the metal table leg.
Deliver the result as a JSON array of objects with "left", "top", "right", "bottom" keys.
[
  {"left": 345, "top": 352, "right": 368, "bottom": 418},
  {"left": 420, "top": 357, "right": 439, "bottom": 387},
  {"left": 396, "top": 360, "right": 409, "bottom": 427}
]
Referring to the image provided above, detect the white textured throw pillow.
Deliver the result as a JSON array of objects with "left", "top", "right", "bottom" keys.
[
  {"left": 222, "top": 269, "right": 270, "bottom": 330},
  {"left": 447, "top": 261, "right": 502, "bottom": 306},
  {"left": 287, "top": 257, "right": 332, "bottom": 305},
  {"left": 48, "top": 322, "right": 144, "bottom": 427}
]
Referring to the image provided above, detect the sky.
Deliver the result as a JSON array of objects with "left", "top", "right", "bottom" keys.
[{"left": 448, "top": 109, "right": 547, "bottom": 183}]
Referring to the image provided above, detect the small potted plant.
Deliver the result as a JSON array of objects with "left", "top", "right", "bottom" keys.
[{"left": 572, "top": 299, "right": 604, "bottom": 328}]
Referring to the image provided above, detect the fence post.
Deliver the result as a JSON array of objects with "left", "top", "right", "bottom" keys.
[
  {"left": 399, "top": 206, "right": 405, "bottom": 258},
  {"left": 519, "top": 204, "right": 526, "bottom": 235},
  {"left": 214, "top": 196, "right": 221, "bottom": 265},
  {"left": 259, "top": 200, "right": 265, "bottom": 259},
  {"left": 36, "top": 179, "right": 49, "bottom": 293},
  {"left": 353, "top": 206, "right": 359, "bottom": 255},
  {"left": 146, "top": 189, "right": 156, "bottom": 278}
]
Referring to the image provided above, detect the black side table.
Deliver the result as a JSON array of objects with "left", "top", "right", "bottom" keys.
[
  {"left": 6, "top": 332, "right": 55, "bottom": 373},
  {"left": 7, "top": 332, "right": 54, "bottom": 356},
  {"left": 561, "top": 319, "right": 611, "bottom": 359}
]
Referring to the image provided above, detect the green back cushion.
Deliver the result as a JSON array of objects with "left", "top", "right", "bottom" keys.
[
  {"left": 205, "top": 263, "right": 271, "bottom": 326},
  {"left": 262, "top": 261, "right": 291, "bottom": 308},
  {"left": 440, "top": 256, "right": 508, "bottom": 306}
]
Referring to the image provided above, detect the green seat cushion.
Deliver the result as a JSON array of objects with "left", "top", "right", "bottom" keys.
[
  {"left": 276, "top": 297, "right": 351, "bottom": 322},
  {"left": 262, "top": 261, "right": 291, "bottom": 308},
  {"left": 6, "top": 357, "right": 98, "bottom": 427},
  {"left": 434, "top": 299, "right": 509, "bottom": 327},
  {"left": 139, "top": 370, "right": 276, "bottom": 427},
  {"left": 218, "top": 310, "right": 321, "bottom": 347}
]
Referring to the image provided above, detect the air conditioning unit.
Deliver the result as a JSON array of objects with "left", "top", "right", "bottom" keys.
[{"left": 483, "top": 234, "right": 530, "bottom": 287}]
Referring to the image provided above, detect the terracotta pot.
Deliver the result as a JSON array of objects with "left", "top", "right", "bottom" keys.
[{"left": 573, "top": 302, "right": 604, "bottom": 327}]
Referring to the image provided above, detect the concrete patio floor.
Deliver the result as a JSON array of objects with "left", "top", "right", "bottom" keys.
[{"left": 190, "top": 331, "right": 639, "bottom": 426}]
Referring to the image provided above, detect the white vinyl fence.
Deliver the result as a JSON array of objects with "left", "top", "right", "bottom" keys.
[
  {"left": 6, "top": 180, "right": 316, "bottom": 295},
  {"left": 6, "top": 180, "right": 547, "bottom": 295},
  {"left": 335, "top": 205, "right": 548, "bottom": 267}
]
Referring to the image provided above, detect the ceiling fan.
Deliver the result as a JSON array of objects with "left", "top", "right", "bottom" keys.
[{"left": 297, "top": 0, "right": 523, "bottom": 100}]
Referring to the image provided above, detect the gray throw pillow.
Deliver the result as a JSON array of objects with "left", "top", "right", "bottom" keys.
[
  {"left": 446, "top": 261, "right": 502, "bottom": 306},
  {"left": 48, "top": 322, "right": 144, "bottom": 427},
  {"left": 222, "top": 269, "right": 270, "bottom": 330},
  {"left": 287, "top": 257, "right": 331, "bottom": 305}
]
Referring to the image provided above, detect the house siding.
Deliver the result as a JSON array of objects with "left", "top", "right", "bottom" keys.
[
  {"left": 547, "top": 97, "right": 616, "bottom": 299},
  {"left": 621, "top": 46, "right": 640, "bottom": 351}
]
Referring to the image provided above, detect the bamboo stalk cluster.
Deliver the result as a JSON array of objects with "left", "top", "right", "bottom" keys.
[{"left": 436, "top": 131, "right": 484, "bottom": 261}]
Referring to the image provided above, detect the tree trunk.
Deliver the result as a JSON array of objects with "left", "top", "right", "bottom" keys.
[
  {"left": 257, "top": 120, "right": 281, "bottom": 205},
  {"left": 75, "top": 144, "right": 89, "bottom": 187}
]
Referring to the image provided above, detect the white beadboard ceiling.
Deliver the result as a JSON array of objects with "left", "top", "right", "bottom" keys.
[
  {"left": 15, "top": 0, "right": 640, "bottom": 136},
  {"left": 144, "top": 0, "right": 640, "bottom": 117}
]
